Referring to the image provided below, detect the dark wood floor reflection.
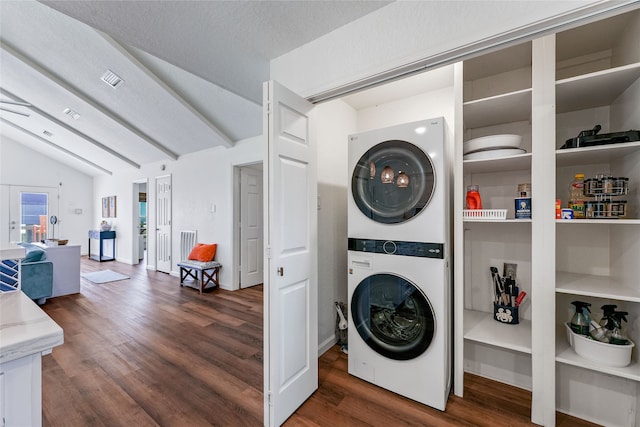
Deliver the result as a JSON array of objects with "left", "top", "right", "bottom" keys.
[{"left": 40, "top": 258, "right": 597, "bottom": 426}]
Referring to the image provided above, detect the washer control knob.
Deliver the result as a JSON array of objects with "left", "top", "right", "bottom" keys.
[{"left": 382, "top": 240, "right": 397, "bottom": 254}]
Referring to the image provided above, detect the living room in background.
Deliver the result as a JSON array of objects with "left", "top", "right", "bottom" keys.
[{"left": 3, "top": 185, "right": 59, "bottom": 244}]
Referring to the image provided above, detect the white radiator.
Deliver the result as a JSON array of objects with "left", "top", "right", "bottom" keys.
[{"left": 180, "top": 230, "right": 197, "bottom": 261}]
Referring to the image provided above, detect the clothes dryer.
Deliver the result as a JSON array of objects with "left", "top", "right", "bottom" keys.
[
  {"left": 347, "top": 244, "right": 450, "bottom": 410},
  {"left": 348, "top": 118, "right": 447, "bottom": 244}
]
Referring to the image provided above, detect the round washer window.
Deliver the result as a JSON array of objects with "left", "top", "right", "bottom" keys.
[
  {"left": 352, "top": 140, "right": 435, "bottom": 224},
  {"left": 351, "top": 273, "right": 435, "bottom": 360}
]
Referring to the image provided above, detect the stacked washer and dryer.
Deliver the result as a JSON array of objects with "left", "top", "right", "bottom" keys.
[{"left": 347, "top": 118, "right": 451, "bottom": 411}]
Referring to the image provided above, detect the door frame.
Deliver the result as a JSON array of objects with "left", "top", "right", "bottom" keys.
[{"left": 232, "top": 161, "right": 264, "bottom": 290}]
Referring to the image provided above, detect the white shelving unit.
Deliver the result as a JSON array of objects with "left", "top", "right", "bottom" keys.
[
  {"left": 455, "top": 8, "right": 640, "bottom": 427},
  {"left": 554, "top": 9, "right": 640, "bottom": 427}
]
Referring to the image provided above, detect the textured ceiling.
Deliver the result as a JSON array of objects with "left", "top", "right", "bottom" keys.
[{"left": 0, "top": 0, "right": 391, "bottom": 176}]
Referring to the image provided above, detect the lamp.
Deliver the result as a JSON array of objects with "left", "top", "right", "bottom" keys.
[
  {"left": 396, "top": 171, "right": 409, "bottom": 188},
  {"left": 381, "top": 166, "right": 394, "bottom": 184}
]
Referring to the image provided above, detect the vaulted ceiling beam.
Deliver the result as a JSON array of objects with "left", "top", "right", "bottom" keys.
[
  {"left": 0, "top": 117, "right": 113, "bottom": 175},
  {"left": 99, "top": 32, "right": 234, "bottom": 148},
  {"left": 1, "top": 43, "right": 179, "bottom": 161},
  {"left": 0, "top": 88, "right": 140, "bottom": 169}
]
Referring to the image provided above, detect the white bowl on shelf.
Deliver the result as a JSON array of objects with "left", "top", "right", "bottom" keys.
[
  {"left": 565, "top": 323, "right": 634, "bottom": 368},
  {"left": 463, "top": 148, "right": 526, "bottom": 160},
  {"left": 463, "top": 134, "right": 523, "bottom": 155}
]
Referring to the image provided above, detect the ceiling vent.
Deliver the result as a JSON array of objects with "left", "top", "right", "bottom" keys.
[
  {"left": 43, "top": 130, "right": 53, "bottom": 137},
  {"left": 101, "top": 70, "right": 124, "bottom": 89},
  {"left": 63, "top": 108, "right": 81, "bottom": 120}
]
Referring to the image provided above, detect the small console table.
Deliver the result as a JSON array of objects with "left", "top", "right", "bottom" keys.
[{"left": 88, "top": 230, "right": 116, "bottom": 262}]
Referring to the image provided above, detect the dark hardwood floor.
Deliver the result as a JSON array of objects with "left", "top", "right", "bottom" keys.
[{"left": 39, "top": 258, "right": 598, "bottom": 426}]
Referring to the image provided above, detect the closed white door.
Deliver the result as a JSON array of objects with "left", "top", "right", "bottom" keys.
[
  {"left": 240, "top": 166, "right": 263, "bottom": 288},
  {"left": 155, "top": 175, "right": 172, "bottom": 273},
  {"left": 263, "top": 80, "right": 317, "bottom": 426},
  {"left": 2, "top": 185, "right": 59, "bottom": 244}
]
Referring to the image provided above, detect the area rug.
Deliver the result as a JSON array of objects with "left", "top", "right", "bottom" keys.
[{"left": 81, "top": 269, "right": 130, "bottom": 284}]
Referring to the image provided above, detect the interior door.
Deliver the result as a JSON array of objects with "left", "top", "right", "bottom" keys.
[
  {"left": 240, "top": 166, "right": 263, "bottom": 288},
  {"left": 263, "top": 80, "right": 317, "bottom": 426},
  {"left": 155, "top": 175, "right": 172, "bottom": 273}
]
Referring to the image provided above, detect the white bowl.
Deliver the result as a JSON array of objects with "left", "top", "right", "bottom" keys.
[
  {"left": 463, "top": 148, "right": 526, "bottom": 160},
  {"left": 464, "top": 134, "right": 523, "bottom": 154},
  {"left": 565, "top": 323, "right": 634, "bottom": 368}
]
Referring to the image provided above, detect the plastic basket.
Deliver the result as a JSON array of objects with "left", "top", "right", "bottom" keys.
[{"left": 463, "top": 209, "right": 507, "bottom": 220}]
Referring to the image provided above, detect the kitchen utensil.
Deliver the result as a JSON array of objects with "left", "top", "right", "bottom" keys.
[{"left": 463, "top": 134, "right": 522, "bottom": 154}]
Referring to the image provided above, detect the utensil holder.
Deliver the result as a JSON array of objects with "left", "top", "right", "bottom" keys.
[{"left": 494, "top": 302, "right": 519, "bottom": 325}]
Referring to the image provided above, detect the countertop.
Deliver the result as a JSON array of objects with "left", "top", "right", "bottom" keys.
[{"left": 0, "top": 290, "right": 64, "bottom": 364}]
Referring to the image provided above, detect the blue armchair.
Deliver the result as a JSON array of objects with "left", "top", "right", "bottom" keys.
[{"left": 1, "top": 245, "right": 53, "bottom": 305}]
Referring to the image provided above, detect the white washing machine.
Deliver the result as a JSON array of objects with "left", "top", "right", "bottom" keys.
[
  {"left": 347, "top": 118, "right": 450, "bottom": 410},
  {"left": 348, "top": 118, "right": 447, "bottom": 243},
  {"left": 348, "top": 248, "right": 450, "bottom": 410}
]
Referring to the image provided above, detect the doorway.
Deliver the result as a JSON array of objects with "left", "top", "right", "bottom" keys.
[
  {"left": 233, "top": 163, "right": 263, "bottom": 289},
  {"left": 132, "top": 180, "right": 148, "bottom": 266}
]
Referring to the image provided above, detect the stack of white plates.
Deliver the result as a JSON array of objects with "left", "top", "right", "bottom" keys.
[{"left": 463, "top": 134, "right": 525, "bottom": 160}]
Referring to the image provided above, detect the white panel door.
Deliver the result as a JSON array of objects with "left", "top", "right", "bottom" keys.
[
  {"left": 263, "top": 80, "right": 317, "bottom": 426},
  {"left": 155, "top": 175, "right": 172, "bottom": 273},
  {"left": 240, "top": 166, "right": 263, "bottom": 288}
]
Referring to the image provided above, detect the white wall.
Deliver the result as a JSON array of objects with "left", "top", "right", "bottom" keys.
[
  {"left": 271, "top": 1, "right": 603, "bottom": 98},
  {"left": 0, "top": 136, "right": 94, "bottom": 251},
  {"left": 93, "top": 136, "right": 262, "bottom": 289},
  {"left": 314, "top": 100, "right": 357, "bottom": 352}
]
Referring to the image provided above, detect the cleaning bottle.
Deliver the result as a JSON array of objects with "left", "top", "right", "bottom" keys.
[
  {"left": 609, "top": 311, "right": 630, "bottom": 345},
  {"left": 589, "top": 320, "right": 609, "bottom": 343},
  {"left": 570, "top": 301, "right": 591, "bottom": 335},
  {"left": 466, "top": 185, "right": 482, "bottom": 210},
  {"left": 599, "top": 304, "right": 617, "bottom": 328},
  {"left": 568, "top": 173, "right": 587, "bottom": 218}
]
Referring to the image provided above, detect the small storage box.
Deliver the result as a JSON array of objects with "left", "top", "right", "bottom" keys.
[
  {"left": 463, "top": 209, "right": 507, "bottom": 220},
  {"left": 494, "top": 302, "right": 519, "bottom": 325},
  {"left": 565, "top": 323, "right": 634, "bottom": 367}
]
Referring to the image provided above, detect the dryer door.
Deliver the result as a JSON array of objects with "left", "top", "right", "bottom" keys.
[
  {"left": 351, "top": 140, "right": 435, "bottom": 224},
  {"left": 351, "top": 273, "right": 435, "bottom": 360}
]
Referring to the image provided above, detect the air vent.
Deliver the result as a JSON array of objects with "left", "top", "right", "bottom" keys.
[
  {"left": 43, "top": 130, "right": 53, "bottom": 137},
  {"left": 63, "top": 108, "right": 81, "bottom": 120},
  {"left": 101, "top": 70, "right": 124, "bottom": 89}
]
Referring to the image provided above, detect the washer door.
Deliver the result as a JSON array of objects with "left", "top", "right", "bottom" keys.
[
  {"left": 351, "top": 273, "right": 435, "bottom": 360},
  {"left": 352, "top": 140, "right": 435, "bottom": 224}
]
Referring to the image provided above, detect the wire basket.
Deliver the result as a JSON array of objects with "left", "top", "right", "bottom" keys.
[{"left": 463, "top": 209, "right": 507, "bottom": 220}]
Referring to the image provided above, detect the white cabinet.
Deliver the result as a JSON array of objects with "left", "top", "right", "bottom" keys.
[
  {"left": 455, "top": 8, "right": 640, "bottom": 427},
  {"left": 0, "top": 353, "right": 43, "bottom": 427}
]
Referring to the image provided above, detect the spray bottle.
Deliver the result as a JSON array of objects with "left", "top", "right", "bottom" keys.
[
  {"left": 599, "top": 304, "right": 617, "bottom": 328},
  {"left": 570, "top": 301, "right": 591, "bottom": 335},
  {"left": 589, "top": 320, "right": 609, "bottom": 343},
  {"left": 608, "top": 311, "right": 630, "bottom": 345}
]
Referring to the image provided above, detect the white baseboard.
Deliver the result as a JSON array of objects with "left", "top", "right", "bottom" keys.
[{"left": 319, "top": 335, "right": 337, "bottom": 356}]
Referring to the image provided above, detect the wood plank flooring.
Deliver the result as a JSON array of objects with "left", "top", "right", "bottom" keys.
[{"left": 39, "top": 258, "right": 598, "bottom": 426}]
